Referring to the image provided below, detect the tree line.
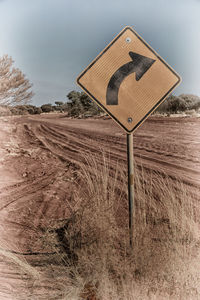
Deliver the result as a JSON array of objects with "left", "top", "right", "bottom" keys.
[
  {"left": 0, "top": 91, "right": 103, "bottom": 116},
  {"left": 1, "top": 54, "right": 200, "bottom": 117}
]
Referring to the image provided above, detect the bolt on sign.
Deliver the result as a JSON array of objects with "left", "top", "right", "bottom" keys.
[{"left": 77, "top": 26, "right": 181, "bottom": 133}]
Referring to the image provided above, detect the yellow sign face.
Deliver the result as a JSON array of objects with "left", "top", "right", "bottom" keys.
[{"left": 77, "top": 26, "right": 181, "bottom": 133}]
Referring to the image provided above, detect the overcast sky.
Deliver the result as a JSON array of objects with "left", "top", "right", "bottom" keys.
[{"left": 0, "top": 0, "right": 199, "bottom": 105}]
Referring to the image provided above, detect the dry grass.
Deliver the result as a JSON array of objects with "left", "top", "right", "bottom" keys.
[{"left": 1, "top": 153, "right": 200, "bottom": 299}]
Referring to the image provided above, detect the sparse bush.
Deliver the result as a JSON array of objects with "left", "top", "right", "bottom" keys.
[
  {"left": 33, "top": 106, "right": 42, "bottom": 114},
  {"left": 60, "top": 103, "right": 69, "bottom": 112},
  {"left": 0, "top": 104, "right": 42, "bottom": 115},
  {"left": 155, "top": 94, "right": 200, "bottom": 114},
  {"left": 41, "top": 104, "right": 53, "bottom": 113},
  {"left": 24, "top": 105, "right": 35, "bottom": 115},
  {"left": 10, "top": 105, "right": 29, "bottom": 115},
  {"left": 52, "top": 105, "right": 63, "bottom": 112},
  {"left": 67, "top": 91, "right": 102, "bottom": 117},
  {"left": 179, "top": 94, "right": 200, "bottom": 111}
]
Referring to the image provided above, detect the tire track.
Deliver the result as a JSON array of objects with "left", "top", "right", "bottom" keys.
[{"left": 25, "top": 118, "right": 200, "bottom": 190}]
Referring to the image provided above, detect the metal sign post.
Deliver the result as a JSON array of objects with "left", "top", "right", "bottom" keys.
[{"left": 127, "top": 133, "right": 134, "bottom": 248}]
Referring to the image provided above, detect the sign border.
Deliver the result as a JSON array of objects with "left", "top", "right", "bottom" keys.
[{"left": 77, "top": 26, "right": 181, "bottom": 133}]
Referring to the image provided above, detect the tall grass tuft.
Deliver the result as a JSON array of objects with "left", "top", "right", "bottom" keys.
[
  {"left": 61, "top": 153, "right": 200, "bottom": 299},
  {"left": 1, "top": 153, "right": 199, "bottom": 299}
]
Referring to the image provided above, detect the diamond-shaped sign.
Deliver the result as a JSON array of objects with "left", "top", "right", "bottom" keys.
[{"left": 77, "top": 26, "right": 181, "bottom": 133}]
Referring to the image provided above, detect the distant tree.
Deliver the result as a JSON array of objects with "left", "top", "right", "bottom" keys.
[
  {"left": 155, "top": 93, "right": 200, "bottom": 114},
  {"left": 67, "top": 91, "right": 84, "bottom": 116},
  {"left": 33, "top": 106, "right": 42, "bottom": 114},
  {"left": 66, "top": 91, "right": 102, "bottom": 117},
  {"left": 41, "top": 104, "right": 53, "bottom": 113},
  {"left": 59, "top": 102, "right": 69, "bottom": 112},
  {"left": 7, "top": 104, "right": 42, "bottom": 115},
  {"left": 9, "top": 105, "right": 28, "bottom": 115},
  {"left": 79, "top": 93, "right": 92, "bottom": 110},
  {"left": 22, "top": 104, "right": 42, "bottom": 115},
  {"left": 55, "top": 101, "right": 64, "bottom": 106},
  {"left": 0, "top": 54, "right": 34, "bottom": 105},
  {"left": 79, "top": 92, "right": 102, "bottom": 115},
  {"left": 156, "top": 95, "right": 182, "bottom": 113},
  {"left": 67, "top": 91, "right": 82, "bottom": 106}
]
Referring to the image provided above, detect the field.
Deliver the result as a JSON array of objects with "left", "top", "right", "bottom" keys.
[{"left": 0, "top": 113, "right": 200, "bottom": 299}]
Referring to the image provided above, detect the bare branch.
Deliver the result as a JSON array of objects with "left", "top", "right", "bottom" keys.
[{"left": 0, "top": 55, "right": 34, "bottom": 105}]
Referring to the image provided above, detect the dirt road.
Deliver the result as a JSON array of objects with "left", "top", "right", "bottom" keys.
[
  {"left": 0, "top": 114, "right": 199, "bottom": 299},
  {"left": 17, "top": 113, "right": 200, "bottom": 187},
  {"left": 1, "top": 113, "right": 200, "bottom": 247}
]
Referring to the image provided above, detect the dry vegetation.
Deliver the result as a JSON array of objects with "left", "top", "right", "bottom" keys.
[
  {"left": 1, "top": 92, "right": 200, "bottom": 118},
  {"left": 0, "top": 54, "right": 34, "bottom": 106},
  {"left": 1, "top": 154, "right": 199, "bottom": 299}
]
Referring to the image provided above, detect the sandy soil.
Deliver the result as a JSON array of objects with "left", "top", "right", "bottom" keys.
[{"left": 0, "top": 114, "right": 199, "bottom": 299}]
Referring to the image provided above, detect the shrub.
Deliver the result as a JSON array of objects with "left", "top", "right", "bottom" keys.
[
  {"left": 10, "top": 105, "right": 29, "bottom": 115},
  {"left": 24, "top": 105, "right": 35, "bottom": 115},
  {"left": 33, "top": 107, "right": 42, "bottom": 114},
  {"left": 155, "top": 94, "right": 200, "bottom": 114},
  {"left": 41, "top": 104, "right": 53, "bottom": 113},
  {"left": 66, "top": 91, "right": 102, "bottom": 117}
]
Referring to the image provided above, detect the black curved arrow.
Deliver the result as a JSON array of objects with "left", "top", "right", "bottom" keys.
[{"left": 106, "top": 51, "right": 156, "bottom": 105}]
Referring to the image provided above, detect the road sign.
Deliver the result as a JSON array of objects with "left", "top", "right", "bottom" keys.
[{"left": 77, "top": 26, "right": 181, "bottom": 133}]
